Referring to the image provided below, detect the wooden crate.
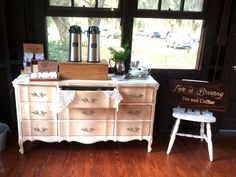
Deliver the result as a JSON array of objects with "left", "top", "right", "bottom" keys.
[
  {"left": 38, "top": 60, "right": 58, "bottom": 72},
  {"left": 59, "top": 60, "right": 108, "bottom": 80}
]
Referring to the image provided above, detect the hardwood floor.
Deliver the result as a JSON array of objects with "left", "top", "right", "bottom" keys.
[{"left": 1, "top": 133, "right": 236, "bottom": 177}]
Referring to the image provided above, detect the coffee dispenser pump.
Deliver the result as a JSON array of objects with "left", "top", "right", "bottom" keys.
[
  {"left": 68, "top": 25, "right": 82, "bottom": 62},
  {"left": 87, "top": 26, "right": 100, "bottom": 62}
]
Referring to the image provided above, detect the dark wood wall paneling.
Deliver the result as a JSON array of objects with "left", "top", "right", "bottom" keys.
[
  {"left": 221, "top": 1, "right": 236, "bottom": 130},
  {"left": 0, "top": 0, "right": 47, "bottom": 131},
  {"left": 0, "top": 0, "right": 25, "bottom": 129},
  {"left": 0, "top": 0, "right": 12, "bottom": 126}
]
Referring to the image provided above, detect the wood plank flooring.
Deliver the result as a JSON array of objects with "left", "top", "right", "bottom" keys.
[{"left": 1, "top": 133, "right": 236, "bottom": 177}]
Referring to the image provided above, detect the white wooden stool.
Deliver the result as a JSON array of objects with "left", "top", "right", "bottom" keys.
[{"left": 166, "top": 107, "right": 216, "bottom": 161}]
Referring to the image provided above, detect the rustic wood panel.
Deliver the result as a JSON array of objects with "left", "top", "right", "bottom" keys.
[{"left": 169, "top": 80, "right": 227, "bottom": 112}]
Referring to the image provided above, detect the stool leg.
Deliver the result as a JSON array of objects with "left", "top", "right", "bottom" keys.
[
  {"left": 206, "top": 123, "right": 213, "bottom": 161},
  {"left": 200, "top": 122, "right": 205, "bottom": 142},
  {"left": 167, "top": 118, "right": 180, "bottom": 155}
]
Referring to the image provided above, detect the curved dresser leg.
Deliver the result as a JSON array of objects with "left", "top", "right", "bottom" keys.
[
  {"left": 18, "top": 139, "right": 24, "bottom": 154},
  {"left": 148, "top": 137, "right": 153, "bottom": 152}
]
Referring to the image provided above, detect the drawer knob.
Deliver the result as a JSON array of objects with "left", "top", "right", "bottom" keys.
[
  {"left": 82, "top": 127, "right": 96, "bottom": 132},
  {"left": 127, "top": 110, "right": 141, "bottom": 116},
  {"left": 127, "top": 127, "right": 140, "bottom": 132},
  {"left": 81, "top": 98, "right": 98, "bottom": 103},
  {"left": 34, "top": 127, "right": 48, "bottom": 133},
  {"left": 82, "top": 110, "right": 95, "bottom": 115},
  {"left": 31, "top": 92, "right": 46, "bottom": 98},
  {"left": 32, "top": 110, "right": 47, "bottom": 116},
  {"left": 129, "top": 93, "right": 144, "bottom": 98}
]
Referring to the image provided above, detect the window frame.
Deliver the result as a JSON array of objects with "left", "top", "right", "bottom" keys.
[
  {"left": 46, "top": 0, "right": 122, "bottom": 17},
  {"left": 132, "top": 0, "right": 207, "bottom": 73},
  {"left": 45, "top": 0, "right": 213, "bottom": 76}
]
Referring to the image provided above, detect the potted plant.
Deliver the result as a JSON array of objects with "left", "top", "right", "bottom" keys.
[{"left": 108, "top": 43, "right": 131, "bottom": 75}]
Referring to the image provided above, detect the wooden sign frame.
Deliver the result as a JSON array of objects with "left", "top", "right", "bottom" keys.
[
  {"left": 169, "top": 80, "right": 227, "bottom": 112},
  {"left": 23, "top": 43, "right": 44, "bottom": 54}
]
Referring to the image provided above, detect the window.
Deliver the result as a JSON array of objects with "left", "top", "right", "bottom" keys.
[
  {"left": 47, "top": 17, "right": 121, "bottom": 61},
  {"left": 47, "top": 0, "right": 120, "bottom": 61},
  {"left": 132, "top": 18, "right": 203, "bottom": 69},
  {"left": 133, "top": 0, "right": 205, "bottom": 69},
  {"left": 47, "top": 0, "right": 206, "bottom": 70}
]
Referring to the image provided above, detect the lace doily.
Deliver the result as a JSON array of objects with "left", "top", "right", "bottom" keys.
[
  {"left": 50, "top": 90, "right": 75, "bottom": 114},
  {"left": 50, "top": 88, "right": 123, "bottom": 113},
  {"left": 104, "top": 88, "right": 123, "bottom": 111}
]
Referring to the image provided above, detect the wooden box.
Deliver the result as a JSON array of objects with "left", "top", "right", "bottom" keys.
[
  {"left": 59, "top": 60, "right": 108, "bottom": 80},
  {"left": 38, "top": 60, "right": 58, "bottom": 72}
]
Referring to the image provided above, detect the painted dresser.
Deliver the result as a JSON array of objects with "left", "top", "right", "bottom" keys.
[{"left": 12, "top": 74, "right": 159, "bottom": 154}]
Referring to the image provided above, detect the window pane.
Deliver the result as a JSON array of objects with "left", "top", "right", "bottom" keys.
[
  {"left": 138, "top": 0, "right": 158, "bottom": 10},
  {"left": 184, "top": 0, "right": 204, "bottom": 12},
  {"left": 132, "top": 18, "right": 203, "bottom": 69},
  {"left": 49, "top": 0, "right": 71, "bottom": 7},
  {"left": 47, "top": 17, "right": 121, "bottom": 62},
  {"left": 98, "top": 0, "right": 118, "bottom": 8},
  {"left": 161, "top": 0, "right": 181, "bottom": 11},
  {"left": 74, "top": 0, "right": 96, "bottom": 7}
]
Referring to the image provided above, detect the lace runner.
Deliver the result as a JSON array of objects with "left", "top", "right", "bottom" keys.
[
  {"left": 104, "top": 88, "right": 123, "bottom": 111},
  {"left": 50, "top": 88, "right": 123, "bottom": 114},
  {"left": 50, "top": 89, "right": 75, "bottom": 113}
]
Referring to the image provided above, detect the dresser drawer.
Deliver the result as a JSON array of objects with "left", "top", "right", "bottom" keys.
[
  {"left": 60, "top": 121, "right": 114, "bottom": 136},
  {"left": 20, "top": 103, "right": 56, "bottom": 120},
  {"left": 19, "top": 86, "right": 56, "bottom": 102},
  {"left": 22, "top": 120, "right": 57, "bottom": 136},
  {"left": 117, "top": 105, "right": 152, "bottom": 120},
  {"left": 119, "top": 87, "right": 154, "bottom": 103},
  {"left": 116, "top": 122, "right": 150, "bottom": 136},
  {"left": 59, "top": 108, "right": 115, "bottom": 120},
  {"left": 70, "top": 91, "right": 115, "bottom": 108}
]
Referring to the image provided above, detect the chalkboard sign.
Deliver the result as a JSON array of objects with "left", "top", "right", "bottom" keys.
[{"left": 169, "top": 80, "right": 227, "bottom": 112}]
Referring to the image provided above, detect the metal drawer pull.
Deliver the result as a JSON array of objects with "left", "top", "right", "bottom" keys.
[
  {"left": 81, "top": 98, "right": 98, "bottom": 103},
  {"left": 82, "top": 110, "right": 95, "bottom": 115},
  {"left": 32, "top": 110, "right": 47, "bottom": 116},
  {"left": 34, "top": 127, "right": 48, "bottom": 133},
  {"left": 82, "top": 127, "right": 96, "bottom": 132},
  {"left": 127, "top": 110, "right": 141, "bottom": 116},
  {"left": 129, "top": 93, "right": 144, "bottom": 98},
  {"left": 127, "top": 127, "right": 140, "bottom": 132},
  {"left": 31, "top": 92, "right": 46, "bottom": 98}
]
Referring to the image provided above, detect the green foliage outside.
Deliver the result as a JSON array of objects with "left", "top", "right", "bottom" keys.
[{"left": 48, "top": 40, "right": 69, "bottom": 61}]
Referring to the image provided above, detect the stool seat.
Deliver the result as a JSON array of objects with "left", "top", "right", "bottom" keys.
[
  {"left": 167, "top": 106, "right": 216, "bottom": 161},
  {"left": 173, "top": 107, "right": 216, "bottom": 123}
]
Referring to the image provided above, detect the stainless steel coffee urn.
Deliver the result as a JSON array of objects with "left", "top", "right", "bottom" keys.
[
  {"left": 69, "top": 25, "right": 82, "bottom": 62},
  {"left": 87, "top": 26, "right": 100, "bottom": 62}
]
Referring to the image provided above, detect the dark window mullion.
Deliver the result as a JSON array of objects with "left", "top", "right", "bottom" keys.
[
  {"left": 158, "top": 0, "right": 161, "bottom": 10},
  {"left": 202, "top": 0, "right": 207, "bottom": 12},
  {"left": 71, "top": 0, "right": 74, "bottom": 7},
  {"left": 121, "top": 0, "right": 138, "bottom": 72},
  {"left": 180, "top": 0, "right": 185, "bottom": 12}
]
